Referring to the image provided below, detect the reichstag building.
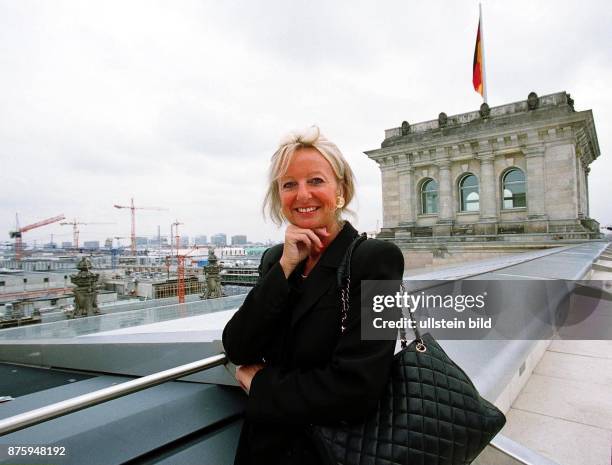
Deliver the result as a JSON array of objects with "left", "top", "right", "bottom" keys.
[{"left": 365, "top": 91, "right": 601, "bottom": 267}]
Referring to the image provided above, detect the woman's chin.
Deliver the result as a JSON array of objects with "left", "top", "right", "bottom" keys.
[{"left": 290, "top": 217, "right": 325, "bottom": 230}]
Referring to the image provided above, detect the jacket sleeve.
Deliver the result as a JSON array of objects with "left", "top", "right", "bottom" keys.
[
  {"left": 246, "top": 240, "right": 404, "bottom": 425},
  {"left": 222, "top": 246, "right": 290, "bottom": 365}
]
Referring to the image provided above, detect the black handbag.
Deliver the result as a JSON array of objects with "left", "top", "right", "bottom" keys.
[{"left": 311, "top": 234, "right": 506, "bottom": 465}]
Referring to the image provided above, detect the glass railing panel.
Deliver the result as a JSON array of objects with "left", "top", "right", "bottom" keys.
[{"left": 0, "top": 294, "right": 246, "bottom": 341}]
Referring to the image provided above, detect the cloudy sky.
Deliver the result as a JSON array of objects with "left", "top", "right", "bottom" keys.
[{"left": 1, "top": 0, "right": 610, "bottom": 246}]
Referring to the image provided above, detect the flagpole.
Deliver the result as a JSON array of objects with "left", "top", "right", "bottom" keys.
[{"left": 479, "top": 3, "right": 488, "bottom": 103}]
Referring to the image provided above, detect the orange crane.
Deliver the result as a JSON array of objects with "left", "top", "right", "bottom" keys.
[
  {"left": 9, "top": 214, "right": 66, "bottom": 262},
  {"left": 171, "top": 220, "right": 183, "bottom": 261},
  {"left": 113, "top": 198, "right": 167, "bottom": 256},
  {"left": 59, "top": 218, "right": 114, "bottom": 249},
  {"left": 173, "top": 221, "right": 186, "bottom": 303},
  {"left": 176, "top": 249, "right": 203, "bottom": 303},
  {"left": 170, "top": 221, "right": 200, "bottom": 304}
]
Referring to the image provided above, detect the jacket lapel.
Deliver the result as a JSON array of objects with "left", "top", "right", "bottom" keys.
[{"left": 289, "top": 222, "right": 358, "bottom": 329}]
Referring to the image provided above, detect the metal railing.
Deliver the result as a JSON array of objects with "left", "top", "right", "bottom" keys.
[
  {"left": 0, "top": 353, "right": 227, "bottom": 436},
  {"left": 483, "top": 434, "right": 561, "bottom": 465},
  {"left": 0, "top": 353, "right": 564, "bottom": 465}
]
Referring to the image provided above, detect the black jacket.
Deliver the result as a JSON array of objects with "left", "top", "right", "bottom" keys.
[{"left": 222, "top": 222, "right": 404, "bottom": 465}]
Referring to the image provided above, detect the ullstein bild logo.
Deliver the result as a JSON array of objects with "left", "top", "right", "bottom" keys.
[{"left": 360, "top": 280, "right": 612, "bottom": 341}]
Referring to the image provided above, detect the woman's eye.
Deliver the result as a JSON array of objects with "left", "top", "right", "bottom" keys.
[
  {"left": 309, "top": 177, "right": 324, "bottom": 185},
  {"left": 282, "top": 181, "right": 296, "bottom": 189}
]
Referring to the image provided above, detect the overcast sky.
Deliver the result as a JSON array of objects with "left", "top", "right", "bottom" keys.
[{"left": 1, "top": 0, "right": 610, "bottom": 246}]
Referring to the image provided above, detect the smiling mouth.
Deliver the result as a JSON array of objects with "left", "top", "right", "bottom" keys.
[{"left": 296, "top": 207, "right": 319, "bottom": 213}]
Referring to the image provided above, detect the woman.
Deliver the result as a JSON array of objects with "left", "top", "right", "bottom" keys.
[{"left": 222, "top": 126, "right": 404, "bottom": 465}]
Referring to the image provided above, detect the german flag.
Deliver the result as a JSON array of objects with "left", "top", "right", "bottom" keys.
[{"left": 472, "top": 17, "right": 484, "bottom": 97}]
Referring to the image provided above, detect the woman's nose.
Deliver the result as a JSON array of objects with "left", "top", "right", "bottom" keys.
[{"left": 296, "top": 182, "right": 311, "bottom": 201}]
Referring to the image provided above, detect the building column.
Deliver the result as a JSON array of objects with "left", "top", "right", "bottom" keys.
[
  {"left": 433, "top": 159, "right": 453, "bottom": 236},
  {"left": 380, "top": 162, "right": 400, "bottom": 231},
  {"left": 524, "top": 146, "right": 548, "bottom": 233},
  {"left": 524, "top": 146, "right": 547, "bottom": 218},
  {"left": 475, "top": 154, "right": 497, "bottom": 235},
  {"left": 478, "top": 154, "right": 496, "bottom": 219},
  {"left": 398, "top": 165, "right": 415, "bottom": 226},
  {"left": 585, "top": 166, "right": 590, "bottom": 217}
]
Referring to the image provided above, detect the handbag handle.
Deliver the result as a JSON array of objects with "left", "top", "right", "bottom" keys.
[
  {"left": 338, "top": 235, "right": 426, "bottom": 352},
  {"left": 337, "top": 233, "right": 367, "bottom": 333}
]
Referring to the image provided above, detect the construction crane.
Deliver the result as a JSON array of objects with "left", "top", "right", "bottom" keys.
[
  {"left": 175, "top": 248, "right": 203, "bottom": 304},
  {"left": 170, "top": 220, "right": 183, "bottom": 262},
  {"left": 168, "top": 221, "right": 201, "bottom": 304},
  {"left": 59, "top": 218, "right": 114, "bottom": 249},
  {"left": 113, "top": 198, "right": 167, "bottom": 256},
  {"left": 172, "top": 221, "right": 186, "bottom": 303},
  {"left": 9, "top": 214, "right": 66, "bottom": 262}
]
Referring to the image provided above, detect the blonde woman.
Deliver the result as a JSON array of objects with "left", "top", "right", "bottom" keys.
[{"left": 223, "top": 126, "right": 404, "bottom": 465}]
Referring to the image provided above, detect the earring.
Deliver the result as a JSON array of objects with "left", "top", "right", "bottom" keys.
[{"left": 336, "top": 196, "right": 345, "bottom": 209}]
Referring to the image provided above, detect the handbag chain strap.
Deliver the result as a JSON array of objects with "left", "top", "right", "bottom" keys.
[
  {"left": 338, "top": 235, "right": 427, "bottom": 353},
  {"left": 399, "top": 282, "right": 426, "bottom": 352}
]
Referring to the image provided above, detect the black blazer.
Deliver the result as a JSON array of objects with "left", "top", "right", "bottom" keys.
[{"left": 222, "top": 222, "right": 404, "bottom": 465}]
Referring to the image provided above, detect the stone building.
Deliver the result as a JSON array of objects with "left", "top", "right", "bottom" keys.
[{"left": 365, "top": 91, "right": 601, "bottom": 267}]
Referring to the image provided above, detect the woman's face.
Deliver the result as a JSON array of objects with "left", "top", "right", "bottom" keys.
[{"left": 278, "top": 147, "right": 341, "bottom": 231}]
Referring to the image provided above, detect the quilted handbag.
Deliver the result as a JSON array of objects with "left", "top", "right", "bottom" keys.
[{"left": 311, "top": 234, "right": 506, "bottom": 465}]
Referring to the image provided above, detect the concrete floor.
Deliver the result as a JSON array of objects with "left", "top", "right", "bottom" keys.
[{"left": 500, "top": 263, "right": 612, "bottom": 465}]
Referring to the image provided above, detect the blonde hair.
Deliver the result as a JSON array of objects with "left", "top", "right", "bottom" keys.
[{"left": 263, "top": 125, "right": 355, "bottom": 226}]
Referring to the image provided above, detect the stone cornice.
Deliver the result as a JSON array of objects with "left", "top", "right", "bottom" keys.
[
  {"left": 367, "top": 106, "right": 596, "bottom": 165},
  {"left": 575, "top": 124, "right": 599, "bottom": 165},
  {"left": 523, "top": 146, "right": 546, "bottom": 158},
  {"left": 477, "top": 153, "right": 495, "bottom": 163},
  {"left": 383, "top": 91, "right": 573, "bottom": 139},
  {"left": 397, "top": 166, "right": 415, "bottom": 176},
  {"left": 366, "top": 116, "right": 598, "bottom": 168}
]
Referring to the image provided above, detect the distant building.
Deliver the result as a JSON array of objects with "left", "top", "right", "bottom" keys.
[
  {"left": 180, "top": 235, "right": 190, "bottom": 247},
  {"left": 246, "top": 246, "right": 268, "bottom": 256},
  {"left": 194, "top": 235, "right": 208, "bottom": 245},
  {"left": 216, "top": 247, "right": 246, "bottom": 257},
  {"left": 211, "top": 233, "right": 227, "bottom": 246},
  {"left": 104, "top": 238, "right": 113, "bottom": 248},
  {"left": 231, "top": 235, "right": 247, "bottom": 245},
  {"left": 365, "top": 91, "right": 601, "bottom": 268},
  {"left": 135, "top": 237, "right": 148, "bottom": 246},
  {"left": 61, "top": 241, "right": 72, "bottom": 248},
  {"left": 83, "top": 241, "right": 100, "bottom": 250}
]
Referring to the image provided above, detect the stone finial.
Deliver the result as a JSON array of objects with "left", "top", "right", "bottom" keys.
[
  {"left": 76, "top": 256, "right": 93, "bottom": 272},
  {"left": 567, "top": 93, "right": 575, "bottom": 111},
  {"left": 438, "top": 112, "right": 448, "bottom": 128},
  {"left": 401, "top": 121, "right": 410, "bottom": 136},
  {"left": 527, "top": 92, "right": 539, "bottom": 110},
  {"left": 201, "top": 247, "right": 223, "bottom": 299},
  {"left": 479, "top": 103, "right": 490, "bottom": 118},
  {"left": 69, "top": 256, "right": 100, "bottom": 318}
]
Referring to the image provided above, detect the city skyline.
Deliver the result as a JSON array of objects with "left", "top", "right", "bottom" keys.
[{"left": 1, "top": 1, "right": 610, "bottom": 245}]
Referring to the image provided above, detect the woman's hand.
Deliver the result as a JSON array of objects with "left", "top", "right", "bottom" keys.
[
  {"left": 279, "top": 225, "right": 329, "bottom": 278},
  {"left": 235, "top": 363, "right": 265, "bottom": 394}
]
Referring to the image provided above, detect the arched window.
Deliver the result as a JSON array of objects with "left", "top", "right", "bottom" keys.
[
  {"left": 502, "top": 169, "right": 526, "bottom": 209},
  {"left": 459, "top": 174, "right": 479, "bottom": 212},
  {"left": 421, "top": 179, "right": 438, "bottom": 214}
]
